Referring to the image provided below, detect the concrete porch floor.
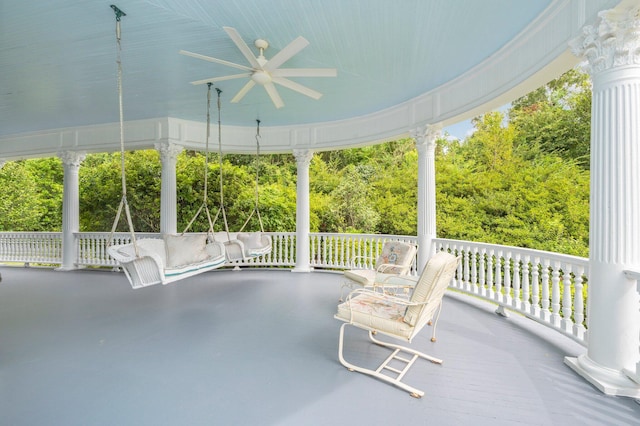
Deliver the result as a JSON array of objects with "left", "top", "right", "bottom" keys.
[{"left": 0, "top": 266, "right": 638, "bottom": 425}]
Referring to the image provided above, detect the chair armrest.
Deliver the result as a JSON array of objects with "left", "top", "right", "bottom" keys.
[
  {"left": 376, "top": 263, "right": 411, "bottom": 274},
  {"left": 374, "top": 274, "right": 419, "bottom": 287},
  {"left": 344, "top": 287, "right": 425, "bottom": 308}
]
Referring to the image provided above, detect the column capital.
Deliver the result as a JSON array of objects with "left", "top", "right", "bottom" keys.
[
  {"left": 570, "top": 6, "right": 640, "bottom": 75},
  {"left": 57, "top": 151, "right": 86, "bottom": 167},
  {"left": 155, "top": 142, "right": 183, "bottom": 161},
  {"left": 411, "top": 124, "right": 441, "bottom": 151},
  {"left": 293, "top": 149, "right": 314, "bottom": 167}
]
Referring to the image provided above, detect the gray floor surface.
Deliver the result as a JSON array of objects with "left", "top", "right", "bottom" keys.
[{"left": 0, "top": 266, "right": 638, "bottom": 426}]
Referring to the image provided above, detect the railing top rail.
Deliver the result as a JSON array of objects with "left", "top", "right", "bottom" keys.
[
  {"left": 434, "top": 237, "right": 588, "bottom": 267},
  {"left": 310, "top": 232, "right": 417, "bottom": 240}
]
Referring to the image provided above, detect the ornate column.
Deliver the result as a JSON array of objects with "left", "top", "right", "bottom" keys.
[
  {"left": 156, "top": 142, "right": 183, "bottom": 235},
  {"left": 411, "top": 125, "right": 441, "bottom": 272},
  {"left": 565, "top": 6, "right": 640, "bottom": 397},
  {"left": 57, "top": 151, "right": 86, "bottom": 271},
  {"left": 293, "top": 149, "right": 313, "bottom": 272}
]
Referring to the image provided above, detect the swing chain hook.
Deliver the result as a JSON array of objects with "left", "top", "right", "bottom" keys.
[{"left": 110, "top": 5, "right": 126, "bottom": 21}]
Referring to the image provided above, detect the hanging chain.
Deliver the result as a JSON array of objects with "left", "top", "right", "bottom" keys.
[
  {"left": 240, "top": 119, "right": 265, "bottom": 233},
  {"left": 182, "top": 83, "right": 216, "bottom": 236},
  {"left": 107, "top": 5, "right": 138, "bottom": 254},
  {"left": 216, "top": 88, "right": 231, "bottom": 238}
]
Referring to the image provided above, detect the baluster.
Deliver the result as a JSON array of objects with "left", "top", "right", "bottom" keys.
[
  {"left": 540, "top": 259, "right": 551, "bottom": 322},
  {"left": 272, "top": 234, "right": 279, "bottom": 265},
  {"left": 479, "top": 248, "right": 486, "bottom": 297},
  {"left": 551, "top": 261, "right": 561, "bottom": 327},
  {"left": 521, "top": 255, "right": 531, "bottom": 313},
  {"left": 561, "top": 263, "right": 574, "bottom": 333},
  {"left": 471, "top": 246, "right": 479, "bottom": 293},
  {"left": 310, "top": 235, "right": 317, "bottom": 267},
  {"left": 503, "top": 252, "right": 512, "bottom": 306},
  {"left": 494, "top": 250, "right": 503, "bottom": 303},
  {"left": 512, "top": 254, "right": 521, "bottom": 310},
  {"left": 531, "top": 257, "right": 541, "bottom": 317},
  {"left": 463, "top": 246, "right": 470, "bottom": 291},
  {"left": 574, "top": 266, "right": 588, "bottom": 339},
  {"left": 487, "top": 249, "right": 495, "bottom": 299}
]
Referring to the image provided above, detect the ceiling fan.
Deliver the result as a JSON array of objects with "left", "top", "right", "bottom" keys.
[{"left": 179, "top": 27, "right": 337, "bottom": 109}]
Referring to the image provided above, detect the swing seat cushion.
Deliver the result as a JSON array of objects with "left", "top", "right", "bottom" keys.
[
  {"left": 164, "top": 234, "right": 209, "bottom": 268},
  {"left": 237, "top": 232, "right": 263, "bottom": 249}
]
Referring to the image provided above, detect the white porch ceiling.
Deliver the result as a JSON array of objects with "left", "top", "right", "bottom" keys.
[{"left": 0, "top": 0, "right": 623, "bottom": 156}]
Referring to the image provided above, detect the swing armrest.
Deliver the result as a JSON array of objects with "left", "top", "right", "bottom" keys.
[
  {"left": 205, "top": 241, "right": 225, "bottom": 258},
  {"left": 260, "top": 234, "right": 272, "bottom": 248},
  {"left": 107, "top": 243, "right": 166, "bottom": 272}
]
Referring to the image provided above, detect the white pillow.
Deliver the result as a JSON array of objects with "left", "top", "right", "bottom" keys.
[
  {"left": 237, "top": 232, "right": 263, "bottom": 248},
  {"left": 163, "top": 234, "right": 209, "bottom": 268}
]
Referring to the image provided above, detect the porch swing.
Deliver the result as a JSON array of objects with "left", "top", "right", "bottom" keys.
[
  {"left": 106, "top": 8, "right": 225, "bottom": 289},
  {"left": 207, "top": 99, "right": 272, "bottom": 262}
]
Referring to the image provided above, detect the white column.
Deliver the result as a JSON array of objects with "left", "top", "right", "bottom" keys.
[
  {"left": 411, "top": 125, "right": 440, "bottom": 272},
  {"left": 293, "top": 149, "right": 313, "bottom": 272},
  {"left": 57, "top": 151, "right": 86, "bottom": 271},
  {"left": 156, "top": 142, "right": 183, "bottom": 235},
  {"left": 565, "top": 6, "right": 640, "bottom": 398}
]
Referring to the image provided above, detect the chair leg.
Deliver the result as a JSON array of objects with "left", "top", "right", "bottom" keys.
[
  {"left": 338, "top": 323, "right": 442, "bottom": 398},
  {"left": 428, "top": 302, "right": 443, "bottom": 342}
]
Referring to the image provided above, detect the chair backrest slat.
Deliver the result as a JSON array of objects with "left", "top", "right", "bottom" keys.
[{"left": 403, "top": 251, "right": 460, "bottom": 327}]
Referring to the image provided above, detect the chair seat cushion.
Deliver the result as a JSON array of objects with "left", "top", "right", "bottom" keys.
[
  {"left": 344, "top": 269, "right": 376, "bottom": 286},
  {"left": 336, "top": 294, "right": 413, "bottom": 339}
]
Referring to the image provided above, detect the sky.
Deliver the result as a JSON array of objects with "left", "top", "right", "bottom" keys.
[
  {"left": 443, "top": 120, "right": 475, "bottom": 140},
  {"left": 443, "top": 103, "right": 511, "bottom": 140}
]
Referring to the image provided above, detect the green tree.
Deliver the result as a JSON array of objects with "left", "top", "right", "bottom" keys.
[
  {"left": 510, "top": 68, "right": 591, "bottom": 168},
  {"left": 0, "top": 161, "right": 45, "bottom": 231}
]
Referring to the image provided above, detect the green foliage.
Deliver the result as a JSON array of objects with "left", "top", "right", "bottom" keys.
[
  {"left": 510, "top": 68, "right": 591, "bottom": 168},
  {"left": 0, "top": 161, "right": 47, "bottom": 231},
  {"left": 80, "top": 151, "right": 161, "bottom": 232},
  {"left": 435, "top": 109, "right": 590, "bottom": 256}
]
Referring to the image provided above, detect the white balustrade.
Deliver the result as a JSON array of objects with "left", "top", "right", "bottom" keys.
[
  {"left": 434, "top": 238, "right": 589, "bottom": 344},
  {"left": 0, "top": 231, "right": 592, "bottom": 345}
]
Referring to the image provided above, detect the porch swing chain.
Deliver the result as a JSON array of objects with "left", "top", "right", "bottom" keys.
[
  {"left": 216, "top": 88, "right": 232, "bottom": 240},
  {"left": 239, "top": 119, "right": 265, "bottom": 233},
  {"left": 107, "top": 5, "right": 138, "bottom": 256},
  {"left": 181, "top": 83, "right": 216, "bottom": 236}
]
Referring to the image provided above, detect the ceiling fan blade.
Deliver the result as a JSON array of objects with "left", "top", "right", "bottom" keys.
[
  {"left": 231, "top": 80, "right": 256, "bottom": 103},
  {"left": 179, "top": 50, "right": 253, "bottom": 72},
  {"left": 223, "top": 27, "right": 262, "bottom": 70},
  {"left": 263, "top": 82, "right": 285, "bottom": 109},
  {"left": 190, "top": 73, "right": 251, "bottom": 86},
  {"left": 263, "top": 36, "right": 309, "bottom": 72},
  {"left": 271, "top": 68, "right": 337, "bottom": 78},
  {"left": 272, "top": 77, "right": 322, "bottom": 100}
]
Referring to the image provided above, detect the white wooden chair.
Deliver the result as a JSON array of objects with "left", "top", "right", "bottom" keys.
[
  {"left": 335, "top": 251, "right": 460, "bottom": 398},
  {"left": 341, "top": 240, "right": 417, "bottom": 300}
]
